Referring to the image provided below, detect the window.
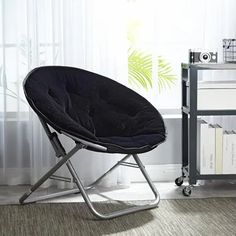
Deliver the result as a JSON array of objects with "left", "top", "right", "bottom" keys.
[
  {"left": 127, "top": 0, "right": 236, "bottom": 113},
  {"left": 127, "top": 0, "right": 180, "bottom": 112},
  {"left": 0, "top": 0, "right": 61, "bottom": 115},
  {"left": 1, "top": 0, "right": 236, "bottom": 115}
]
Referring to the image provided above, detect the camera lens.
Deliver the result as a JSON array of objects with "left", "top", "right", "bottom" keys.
[{"left": 200, "top": 52, "right": 211, "bottom": 63}]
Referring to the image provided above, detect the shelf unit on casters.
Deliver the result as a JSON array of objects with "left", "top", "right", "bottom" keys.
[{"left": 175, "top": 63, "right": 236, "bottom": 196}]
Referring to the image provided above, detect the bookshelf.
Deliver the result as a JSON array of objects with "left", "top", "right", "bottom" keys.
[{"left": 176, "top": 63, "right": 236, "bottom": 196}]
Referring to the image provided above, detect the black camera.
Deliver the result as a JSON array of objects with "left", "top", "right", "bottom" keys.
[{"left": 189, "top": 50, "right": 218, "bottom": 63}]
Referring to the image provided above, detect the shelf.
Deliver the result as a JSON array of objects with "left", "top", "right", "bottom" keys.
[
  {"left": 196, "top": 174, "right": 236, "bottom": 180},
  {"left": 180, "top": 62, "right": 236, "bottom": 192},
  {"left": 182, "top": 107, "right": 236, "bottom": 116},
  {"left": 197, "top": 110, "right": 236, "bottom": 116},
  {"left": 182, "top": 63, "right": 236, "bottom": 70}
]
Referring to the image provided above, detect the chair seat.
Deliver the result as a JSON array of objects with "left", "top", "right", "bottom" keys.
[{"left": 24, "top": 66, "right": 166, "bottom": 154}]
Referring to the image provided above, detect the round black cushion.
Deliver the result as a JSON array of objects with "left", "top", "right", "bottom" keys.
[{"left": 24, "top": 66, "right": 166, "bottom": 154}]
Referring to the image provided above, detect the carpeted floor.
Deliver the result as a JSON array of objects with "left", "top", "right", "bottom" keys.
[{"left": 1, "top": 198, "right": 236, "bottom": 236}]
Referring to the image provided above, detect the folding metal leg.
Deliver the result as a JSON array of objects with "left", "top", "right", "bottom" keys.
[
  {"left": 65, "top": 154, "right": 160, "bottom": 220},
  {"left": 19, "top": 144, "right": 83, "bottom": 204},
  {"left": 19, "top": 119, "right": 160, "bottom": 219},
  {"left": 19, "top": 150, "right": 159, "bottom": 219},
  {"left": 19, "top": 118, "right": 160, "bottom": 219}
]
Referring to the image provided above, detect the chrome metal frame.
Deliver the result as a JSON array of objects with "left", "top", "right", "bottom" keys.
[{"left": 19, "top": 119, "right": 160, "bottom": 220}]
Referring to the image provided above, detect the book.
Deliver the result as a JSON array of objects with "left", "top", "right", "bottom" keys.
[
  {"left": 197, "top": 119, "right": 205, "bottom": 173},
  {"left": 232, "top": 131, "right": 236, "bottom": 174},
  {"left": 223, "top": 131, "right": 236, "bottom": 174},
  {"left": 214, "top": 124, "right": 223, "bottom": 174},
  {"left": 200, "top": 122, "right": 215, "bottom": 174},
  {"left": 223, "top": 131, "right": 230, "bottom": 174}
]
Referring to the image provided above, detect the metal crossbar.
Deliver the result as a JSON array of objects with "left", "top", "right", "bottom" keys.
[
  {"left": 49, "top": 175, "right": 73, "bottom": 183},
  {"left": 119, "top": 161, "right": 139, "bottom": 168},
  {"left": 19, "top": 119, "right": 160, "bottom": 220}
]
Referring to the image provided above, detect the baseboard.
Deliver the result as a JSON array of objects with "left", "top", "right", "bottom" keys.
[{"left": 128, "top": 164, "right": 182, "bottom": 182}]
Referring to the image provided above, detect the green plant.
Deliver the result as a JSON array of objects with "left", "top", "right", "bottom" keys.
[
  {"left": 128, "top": 48, "right": 152, "bottom": 90},
  {"left": 128, "top": 48, "right": 176, "bottom": 92},
  {"left": 157, "top": 56, "right": 176, "bottom": 93}
]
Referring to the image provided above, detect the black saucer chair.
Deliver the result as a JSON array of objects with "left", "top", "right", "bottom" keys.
[{"left": 19, "top": 66, "right": 166, "bottom": 219}]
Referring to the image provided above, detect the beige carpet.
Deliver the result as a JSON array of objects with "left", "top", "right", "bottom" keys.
[{"left": 1, "top": 198, "right": 236, "bottom": 236}]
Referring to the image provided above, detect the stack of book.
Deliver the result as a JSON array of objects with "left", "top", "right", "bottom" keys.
[{"left": 198, "top": 120, "right": 236, "bottom": 174}]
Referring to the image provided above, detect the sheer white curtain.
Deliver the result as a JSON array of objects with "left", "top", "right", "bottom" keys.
[
  {"left": 0, "top": 0, "right": 128, "bottom": 186},
  {"left": 1, "top": 0, "right": 236, "bottom": 187}
]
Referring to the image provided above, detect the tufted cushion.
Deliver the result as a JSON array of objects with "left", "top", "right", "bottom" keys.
[{"left": 24, "top": 66, "right": 166, "bottom": 154}]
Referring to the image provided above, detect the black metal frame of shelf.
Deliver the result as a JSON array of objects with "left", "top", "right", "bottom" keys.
[{"left": 181, "top": 63, "right": 236, "bottom": 188}]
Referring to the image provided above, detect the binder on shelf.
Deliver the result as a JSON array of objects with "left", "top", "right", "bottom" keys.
[
  {"left": 223, "top": 131, "right": 231, "bottom": 174},
  {"left": 200, "top": 121, "right": 215, "bottom": 174},
  {"left": 197, "top": 119, "right": 203, "bottom": 173},
  {"left": 232, "top": 131, "right": 236, "bottom": 174},
  {"left": 222, "top": 131, "right": 236, "bottom": 174},
  {"left": 214, "top": 124, "right": 223, "bottom": 174}
]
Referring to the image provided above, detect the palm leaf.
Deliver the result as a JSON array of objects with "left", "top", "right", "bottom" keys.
[
  {"left": 128, "top": 49, "right": 152, "bottom": 90},
  {"left": 157, "top": 56, "right": 176, "bottom": 93},
  {"left": 128, "top": 48, "right": 177, "bottom": 93}
]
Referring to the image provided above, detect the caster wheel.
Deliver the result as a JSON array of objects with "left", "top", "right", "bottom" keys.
[
  {"left": 175, "top": 177, "right": 183, "bottom": 186},
  {"left": 183, "top": 186, "right": 192, "bottom": 197}
]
